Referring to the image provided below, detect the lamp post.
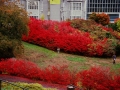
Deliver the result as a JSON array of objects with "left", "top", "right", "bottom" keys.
[
  {"left": 67, "top": 84, "right": 75, "bottom": 90},
  {"left": 57, "top": 47, "right": 60, "bottom": 53}
]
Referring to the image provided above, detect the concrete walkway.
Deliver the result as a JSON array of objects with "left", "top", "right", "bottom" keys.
[{"left": 0, "top": 74, "right": 67, "bottom": 90}]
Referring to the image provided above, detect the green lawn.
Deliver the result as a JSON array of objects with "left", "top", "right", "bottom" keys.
[{"left": 22, "top": 41, "right": 120, "bottom": 71}]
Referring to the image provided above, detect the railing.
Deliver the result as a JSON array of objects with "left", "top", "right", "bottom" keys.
[{"left": 0, "top": 79, "right": 28, "bottom": 90}]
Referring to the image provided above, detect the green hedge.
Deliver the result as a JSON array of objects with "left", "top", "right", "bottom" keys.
[{"left": 2, "top": 82, "right": 57, "bottom": 90}]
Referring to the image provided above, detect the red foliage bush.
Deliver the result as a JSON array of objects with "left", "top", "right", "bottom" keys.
[
  {"left": 113, "top": 75, "right": 120, "bottom": 89},
  {"left": 40, "top": 65, "right": 75, "bottom": 85},
  {"left": 88, "top": 39, "right": 107, "bottom": 56},
  {"left": 22, "top": 18, "right": 120, "bottom": 56},
  {"left": 0, "top": 58, "right": 120, "bottom": 89},
  {"left": 23, "top": 18, "right": 116, "bottom": 56},
  {"left": 0, "top": 58, "right": 75, "bottom": 85},
  {"left": 0, "top": 58, "right": 41, "bottom": 79},
  {"left": 89, "top": 12, "right": 110, "bottom": 26},
  {"left": 76, "top": 66, "right": 120, "bottom": 90},
  {"left": 68, "top": 19, "right": 118, "bottom": 56},
  {"left": 22, "top": 18, "right": 94, "bottom": 56},
  {"left": 96, "top": 13, "right": 110, "bottom": 26}
]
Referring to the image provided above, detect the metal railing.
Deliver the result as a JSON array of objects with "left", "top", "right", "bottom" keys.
[{"left": 0, "top": 79, "right": 28, "bottom": 90}]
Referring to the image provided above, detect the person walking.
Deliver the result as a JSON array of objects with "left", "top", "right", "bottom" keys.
[{"left": 112, "top": 53, "right": 116, "bottom": 64}]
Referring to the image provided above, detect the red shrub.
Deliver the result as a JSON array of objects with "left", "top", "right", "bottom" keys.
[
  {"left": 113, "top": 75, "right": 120, "bottom": 89},
  {"left": 23, "top": 18, "right": 118, "bottom": 56},
  {"left": 88, "top": 38, "right": 110, "bottom": 56},
  {"left": 89, "top": 12, "right": 110, "bottom": 26},
  {"left": 0, "top": 58, "right": 75, "bottom": 85},
  {"left": 0, "top": 58, "right": 41, "bottom": 79},
  {"left": 1, "top": 58, "right": 120, "bottom": 88},
  {"left": 40, "top": 65, "right": 73, "bottom": 85},
  {"left": 22, "top": 18, "right": 93, "bottom": 56},
  {"left": 76, "top": 66, "right": 116, "bottom": 90}
]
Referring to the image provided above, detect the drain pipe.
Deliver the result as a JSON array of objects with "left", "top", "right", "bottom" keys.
[{"left": 47, "top": 0, "right": 50, "bottom": 20}]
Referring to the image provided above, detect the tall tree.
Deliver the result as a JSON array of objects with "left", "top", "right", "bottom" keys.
[{"left": 0, "top": 0, "right": 29, "bottom": 58}]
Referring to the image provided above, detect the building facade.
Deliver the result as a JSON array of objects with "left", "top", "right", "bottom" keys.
[
  {"left": 16, "top": 0, "right": 120, "bottom": 22},
  {"left": 87, "top": 0, "right": 120, "bottom": 22}
]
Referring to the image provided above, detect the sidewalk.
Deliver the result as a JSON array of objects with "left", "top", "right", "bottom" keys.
[{"left": 0, "top": 74, "right": 67, "bottom": 90}]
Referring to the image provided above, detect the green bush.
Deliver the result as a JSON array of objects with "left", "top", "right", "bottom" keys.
[
  {"left": 0, "top": 33, "right": 24, "bottom": 58},
  {"left": 2, "top": 82, "right": 57, "bottom": 90},
  {"left": 68, "top": 18, "right": 119, "bottom": 56},
  {"left": 115, "top": 41, "right": 120, "bottom": 55},
  {"left": 103, "top": 39, "right": 118, "bottom": 56},
  {"left": 108, "top": 23, "right": 118, "bottom": 31},
  {"left": 68, "top": 19, "right": 113, "bottom": 40},
  {"left": 68, "top": 19, "right": 96, "bottom": 32},
  {"left": 116, "top": 19, "right": 120, "bottom": 32}
]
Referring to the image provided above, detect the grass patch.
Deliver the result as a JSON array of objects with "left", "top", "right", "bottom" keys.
[
  {"left": 22, "top": 42, "right": 58, "bottom": 68},
  {"left": 112, "top": 63, "right": 120, "bottom": 69},
  {"left": 23, "top": 41, "right": 57, "bottom": 59},
  {"left": 22, "top": 41, "right": 120, "bottom": 72},
  {"left": 66, "top": 56, "right": 86, "bottom": 62}
]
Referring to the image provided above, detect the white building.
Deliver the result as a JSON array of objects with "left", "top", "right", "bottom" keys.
[{"left": 11, "top": 0, "right": 120, "bottom": 22}]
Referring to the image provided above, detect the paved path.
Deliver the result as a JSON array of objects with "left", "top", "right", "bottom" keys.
[{"left": 0, "top": 74, "right": 67, "bottom": 90}]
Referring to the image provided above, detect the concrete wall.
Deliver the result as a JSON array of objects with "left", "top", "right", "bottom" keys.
[
  {"left": 50, "top": 4, "right": 61, "bottom": 21},
  {"left": 43, "top": 0, "right": 49, "bottom": 20}
]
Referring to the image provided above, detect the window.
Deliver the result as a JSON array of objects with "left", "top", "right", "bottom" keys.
[
  {"left": 28, "top": 1, "right": 38, "bottom": 9},
  {"left": 27, "top": 1, "right": 40, "bottom": 19},
  {"left": 87, "top": 0, "right": 120, "bottom": 12},
  {"left": 109, "top": 14, "right": 119, "bottom": 21},
  {"left": 30, "top": 16, "right": 38, "bottom": 19},
  {"left": 69, "top": 2, "right": 83, "bottom": 19}
]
